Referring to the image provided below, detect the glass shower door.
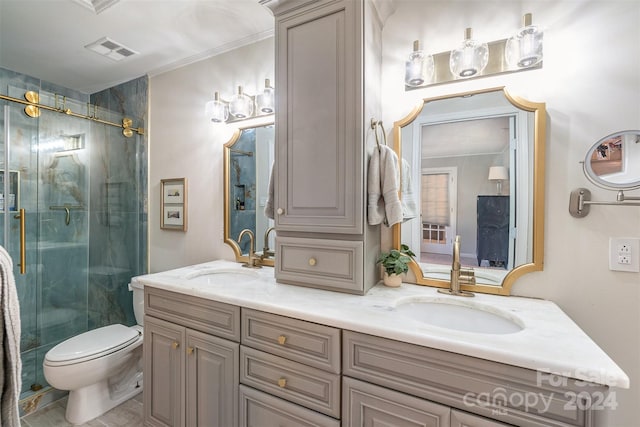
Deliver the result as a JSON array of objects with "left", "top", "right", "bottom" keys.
[
  {"left": 1, "top": 89, "right": 91, "bottom": 397},
  {"left": 1, "top": 99, "right": 44, "bottom": 396}
]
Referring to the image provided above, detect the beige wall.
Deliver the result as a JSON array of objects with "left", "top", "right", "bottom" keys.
[
  {"left": 149, "top": 38, "right": 274, "bottom": 272},
  {"left": 149, "top": 1, "right": 639, "bottom": 425}
]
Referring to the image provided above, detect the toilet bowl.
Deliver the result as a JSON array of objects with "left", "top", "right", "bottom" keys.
[{"left": 43, "top": 280, "right": 145, "bottom": 425}]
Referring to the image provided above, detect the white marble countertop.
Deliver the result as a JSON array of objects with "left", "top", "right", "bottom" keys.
[{"left": 133, "top": 259, "right": 629, "bottom": 388}]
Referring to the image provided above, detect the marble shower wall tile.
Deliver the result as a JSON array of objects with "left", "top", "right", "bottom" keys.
[{"left": 89, "top": 76, "right": 148, "bottom": 328}]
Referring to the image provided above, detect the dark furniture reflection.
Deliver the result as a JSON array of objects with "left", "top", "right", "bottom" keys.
[{"left": 477, "top": 195, "right": 509, "bottom": 268}]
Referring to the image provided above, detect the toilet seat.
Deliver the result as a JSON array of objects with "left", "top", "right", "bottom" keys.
[{"left": 45, "top": 324, "right": 141, "bottom": 367}]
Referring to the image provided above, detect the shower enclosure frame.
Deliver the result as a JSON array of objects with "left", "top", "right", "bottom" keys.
[{"left": 0, "top": 83, "right": 147, "bottom": 403}]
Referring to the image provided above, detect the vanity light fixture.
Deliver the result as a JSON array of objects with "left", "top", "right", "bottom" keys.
[
  {"left": 449, "top": 28, "right": 489, "bottom": 78},
  {"left": 505, "top": 13, "right": 543, "bottom": 68},
  {"left": 206, "top": 80, "right": 275, "bottom": 124},
  {"left": 256, "top": 79, "right": 275, "bottom": 113},
  {"left": 488, "top": 166, "right": 509, "bottom": 195},
  {"left": 205, "top": 92, "right": 229, "bottom": 123},
  {"left": 405, "top": 40, "right": 434, "bottom": 87},
  {"left": 229, "top": 86, "right": 254, "bottom": 119},
  {"left": 405, "top": 14, "right": 543, "bottom": 90}
]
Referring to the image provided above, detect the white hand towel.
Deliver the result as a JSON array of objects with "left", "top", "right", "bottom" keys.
[
  {"left": 0, "top": 245, "right": 21, "bottom": 427},
  {"left": 367, "top": 145, "right": 402, "bottom": 227},
  {"left": 401, "top": 157, "right": 419, "bottom": 221},
  {"left": 367, "top": 146, "right": 385, "bottom": 225},
  {"left": 264, "top": 161, "right": 275, "bottom": 220}
]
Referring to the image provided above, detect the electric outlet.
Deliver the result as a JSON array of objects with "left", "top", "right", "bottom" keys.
[
  {"left": 618, "top": 255, "right": 631, "bottom": 265},
  {"left": 618, "top": 244, "right": 631, "bottom": 254},
  {"left": 609, "top": 237, "right": 640, "bottom": 272}
]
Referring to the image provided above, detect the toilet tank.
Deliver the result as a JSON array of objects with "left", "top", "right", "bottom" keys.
[{"left": 128, "top": 280, "right": 145, "bottom": 326}]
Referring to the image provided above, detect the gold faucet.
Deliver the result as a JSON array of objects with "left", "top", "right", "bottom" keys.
[
  {"left": 262, "top": 226, "right": 276, "bottom": 259},
  {"left": 438, "top": 235, "right": 475, "bottom": 297},
  {"left": 238, "top": 229, "right": 262, "bottom": 268}
]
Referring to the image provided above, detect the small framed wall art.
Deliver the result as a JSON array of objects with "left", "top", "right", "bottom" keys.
[{"left": 160, "top": 178, "right": 187, "bottom": 231}]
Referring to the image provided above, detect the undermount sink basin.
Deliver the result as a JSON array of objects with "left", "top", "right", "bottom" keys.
[
  {"left": 394, "top": 297, "right": 524, "bottom": 335},
  {"left": 183, "top": 268, "right": 261, "bottom": 285}
]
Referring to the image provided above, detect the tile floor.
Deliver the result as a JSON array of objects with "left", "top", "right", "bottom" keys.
[{"left": 20, "top": 392, "right": 143, "bottom": 427}]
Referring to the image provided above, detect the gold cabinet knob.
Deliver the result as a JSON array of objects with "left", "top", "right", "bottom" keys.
[
  {"left": 277, "top": 335, "right": 287, "bottom": 345},
  {"left": 278, "top": 378, "right": 287, "bottom": 388},
  {"left": 171, "top": 341, "right": 180, "bottom": 350},
  {"left": 308, "top": 257, "right": 317, "bottom": 266},
  {"left": 276, "top": 208, "right": 284, "bottom": 215},
  {"left": 187, "top": 347, "right": 194, "bottom": 355}
]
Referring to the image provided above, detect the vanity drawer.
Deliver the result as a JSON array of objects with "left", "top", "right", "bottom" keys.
[
  {"left": 240, "top": 346, "right": 341, "bottom": 418},
  {"left": 240, "top": 385, "right": 340, "bottom": 427},
  {"left": 242, "top": 308, "right": 341, "bottom": 374},
  {"left": 343, "top": 377, "right": 451, "bottom": 427},
  {"left": 343, "top": 331, "right": 603, "bottom": 427},
  {"left": 276, "top": 236, "right": 363, "bottom": 293},
  {"left": 144, "top": 287, "right": 240, "bottom": 342}
]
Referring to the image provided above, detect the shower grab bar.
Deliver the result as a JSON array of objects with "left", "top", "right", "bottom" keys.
[
  {"left": 13, "top": 208, "right": 25, "bottom": 274},
  {"left": 50, "top": 205, "right": 84, "bottom": 226}
]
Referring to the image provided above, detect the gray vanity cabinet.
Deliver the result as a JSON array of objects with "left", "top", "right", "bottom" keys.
[
  {"left": 343, "top": 331, "right": 609, "bottom": 427},
  {"left": 270, "top": 0, "right": 362, "bottom": 235},
  {"left": 239, "top": 308, "right": 342, "bottom": 426},
  {"left": 265, "top": 0, "right": 382, "bottom": 295},
  {"left": 143, "top": 288, "right": 240, "bottom": 427},
  {"left": 141, "top": 289, "right": 615, "bottom": 427}
]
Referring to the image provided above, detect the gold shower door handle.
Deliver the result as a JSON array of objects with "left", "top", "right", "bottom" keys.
[{"left": 14, "top": 208, "right": 25, "bottom": 275}]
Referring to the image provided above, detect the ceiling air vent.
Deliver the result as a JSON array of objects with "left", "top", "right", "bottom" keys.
[
  {"left": 72, "top": 0, "right": 120, "bottom": 14},
  {"left": 85, "top": 37, "right": 138, "bottom": 62}
]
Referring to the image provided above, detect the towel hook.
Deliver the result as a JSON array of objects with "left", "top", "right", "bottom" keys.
[{"left": 370, "top": 118, "right": 387, "bottom": 151}]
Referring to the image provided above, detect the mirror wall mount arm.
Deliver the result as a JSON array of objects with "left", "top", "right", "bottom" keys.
[{"left": 569, "top": 188, "right": 640, "bottom": 218}]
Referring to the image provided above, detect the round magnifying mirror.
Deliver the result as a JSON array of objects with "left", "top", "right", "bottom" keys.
[{"left": 583, "top": 130, "right": 640, "bottom": 190}]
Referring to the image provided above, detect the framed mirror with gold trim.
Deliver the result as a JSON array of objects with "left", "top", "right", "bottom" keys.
[
  {"left": 392, "top": 87, "right": 545, "bottom": 295},
  {"left": 223, "top": 122, "right": 275, "bottom": 266}
]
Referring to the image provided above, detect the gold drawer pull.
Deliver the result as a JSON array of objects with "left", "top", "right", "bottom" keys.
[
  {"left": 278, "top": 378, "right": 287, "bottom": 388},
  {"left": 187, "top": 347, "right": 194, "bottom": 355},
  {"left": 308, "top": 257, "right": 317, "bottom": 266},
  {"left": 171, "top": 341, "right": 180, "bottom": 350},
  {"left": 277, "top": 335, "right": 287, "bottom": 345}
]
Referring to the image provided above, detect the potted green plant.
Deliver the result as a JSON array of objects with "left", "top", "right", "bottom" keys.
[{"left": 376, "top": 244, "right": 416, "bottom": 287}]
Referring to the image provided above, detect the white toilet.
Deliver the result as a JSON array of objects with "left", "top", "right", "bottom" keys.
[{"left": 43, "top": 280, "right": 145, "bottom": 425}]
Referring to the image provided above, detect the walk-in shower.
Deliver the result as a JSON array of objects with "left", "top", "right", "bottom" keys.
[{"left": 0, "top": 78, "right": 147, "bottom": 403}]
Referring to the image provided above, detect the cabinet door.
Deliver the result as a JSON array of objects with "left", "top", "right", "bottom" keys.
[
  {"left": 274, "top": 0, "right": 363, "bottom": 234},
  {"left": 144, "top": 316, "right": 185, "bottom": 427},
  {"left": 343, "top": 377, "right": 450, "bottom": 427},
  {"left": 451, "top": 410, "right": 513, "bottom": 427},
  {"left": 186, "top": 329, "right": 239, "bottom": 427}
]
